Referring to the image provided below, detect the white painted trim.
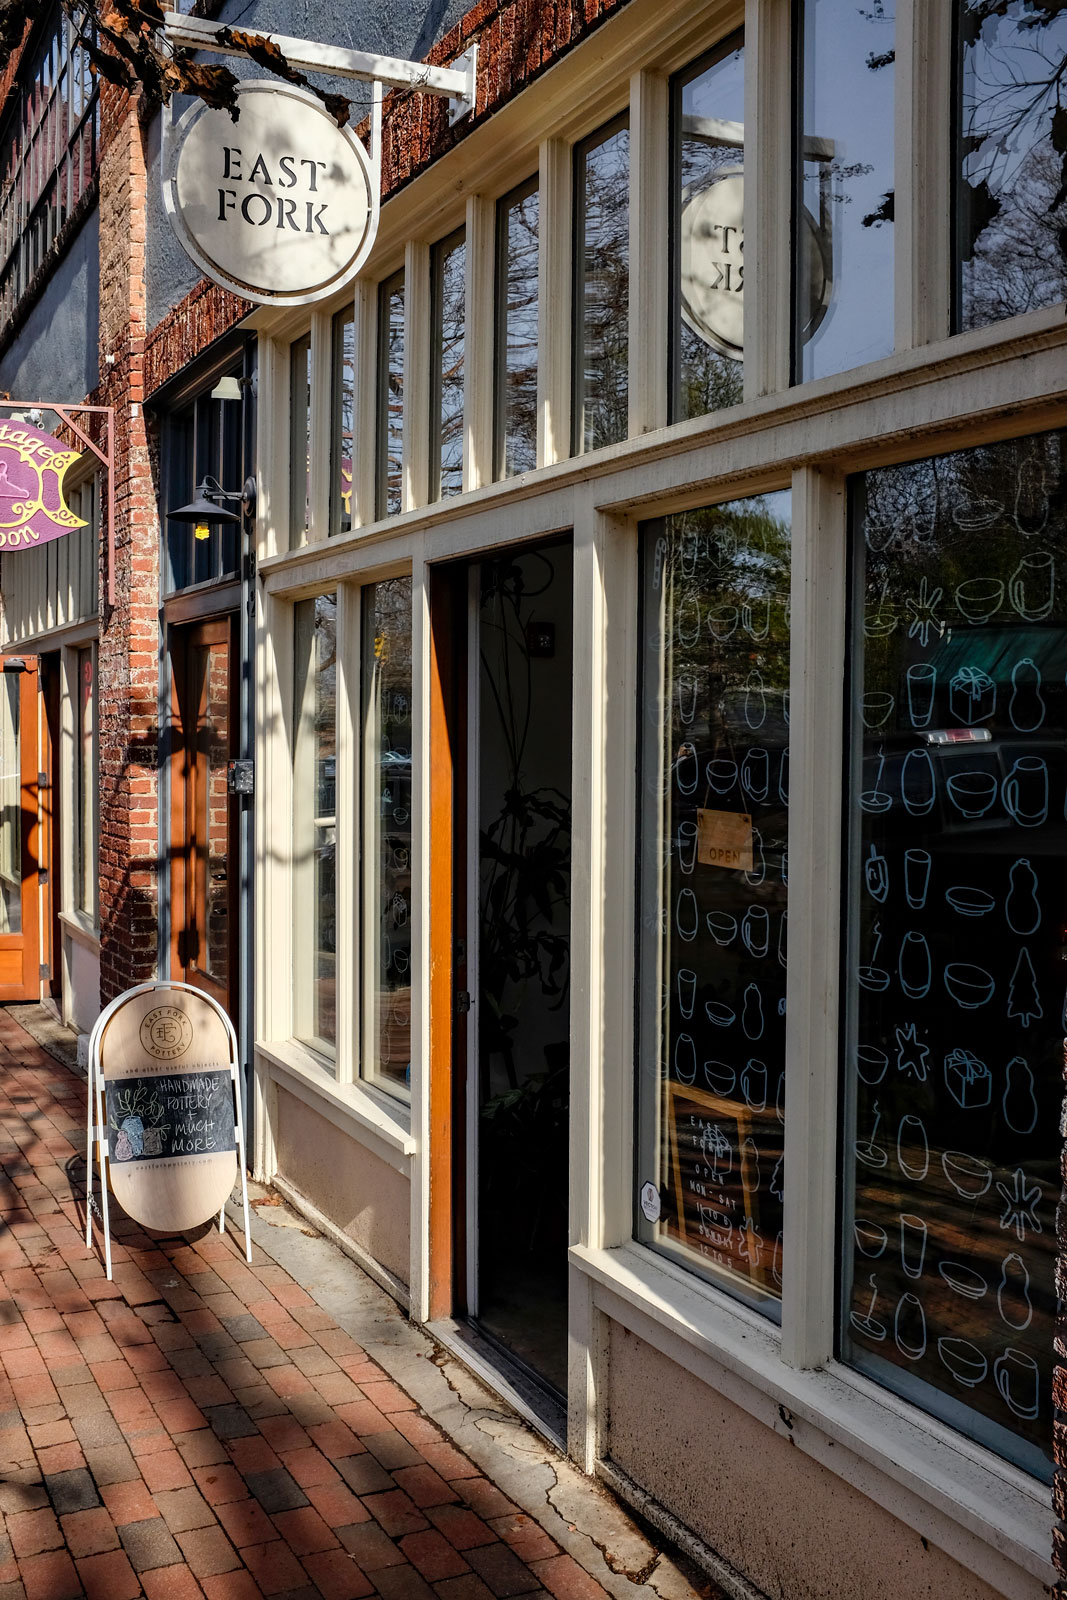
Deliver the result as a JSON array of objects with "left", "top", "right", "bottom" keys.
[
  {"left": 628, "top": 70, "right": 668, "bottom": 435},
  {"left": 257, "top": 1040, "right": 414, "bottom": 1172},
  {"left": 744, "top": 0, "right": 791, "bottom": 399},
  {"left": 58, "top": 910, "right": 100, "bottom": 950},
  {"left": 335, "top": 583, "right": 359, "bottom": 1086},
  {"left": 403, "top": 240, "right": 431, "bottom": 512},
  {"left": 270, "top": 1173, "right": 411, "bottom": 1309},
  {"left": 407, "top": 555, "right": 433, "bottom": 1323},
  {"left": 464, "top": 195, "right": 495, "bottom": 492},
  {"left": 537, "top": 139, "right": 571, "bottom": 468},
  {"left": 351, "top": 279, "right": 377, "bottom": 531},
  {"left": 307, "top": 311, "right": 333, "bottom": 543},
  {"left": 896, "top": 0, "right": 953, "bottom": 349}
]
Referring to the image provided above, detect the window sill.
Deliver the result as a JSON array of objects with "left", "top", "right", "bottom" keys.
[
  {"left": 58, "top": 910, "right": 99, "bottom": 948},
  {"left": 255, "top": 1039, "right": 414, "bottom": 1174},
  {"left": 570, "top": 1241, "right": 1053, "bottom": 1596}
]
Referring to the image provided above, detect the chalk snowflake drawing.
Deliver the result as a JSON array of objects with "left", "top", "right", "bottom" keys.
[
  {"left": 904, "top": 578, "right": 944, "bottom": 648},
  {"left": 996, "top": 1169, "right": 1042, "bottom": 1243},
  {"left": 110, "top": 1084, "right": 169, "bottom": 1162}
]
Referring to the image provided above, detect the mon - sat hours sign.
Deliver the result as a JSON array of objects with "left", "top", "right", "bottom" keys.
[{"left": 164, "top": 82, "right": 377, "bottom": 305}]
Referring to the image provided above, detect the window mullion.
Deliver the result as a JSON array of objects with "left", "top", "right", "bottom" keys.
[
  {"left": 536, "top": 137, "right": 571, "bottom": 467},
  {"left": 895, "top": 0, "right": 952, "bottom": 349},
  {"left": 402, "top": 239, "right": 430, "bottom": 511},
  {"left": 351, "top": 280, "right": 377, "bottom": 530},
  {"left": 307, "top": 311, "right": 332, "bottom": 543},
  {"left": 743, "top": 0, "right": 791, "bottom": 401},
  {"left": 781, "top": 464, "right": 847, "bottom": 1369},
  {"left": 464, "top": 194, "right": 494, "bottom": 491},
  {"left": 628, "top": 69, "right": 668, "bottom": 436},
  {"left": 335, "top": 583, "right": 360, "bottom": 1085}
]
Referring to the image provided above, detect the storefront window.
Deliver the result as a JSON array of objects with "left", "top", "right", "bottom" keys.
[
  {"left": 293, "top": 594, "right": 338, "bottom": 1059},
  {"left": 955, "top": 2, "right": 1067, "bottom": 332},
  {"left": 795, "top": 0, "right": 894, "bottom": 381},
  {"left": 495, "top": 177, "right": 539, "bottom": 479},
  {"left": 636, "top": 493, "right": 791, "bottom": 1316},
  {"left": 842, "top": 430, "right": 1065, "bottom": 1483},
  {"left": 671, "top": 40, "right": 745, "bottom": 421},
  {"left": 74, "top": 645, "right": 97, "bottom": 922},
  {"left": 165, "top": 383, "right": 242, "bottom": 593},
  {"left": 331, "top": 310, "right": 354, "bottom": 537},
  {"left": 0, "top": 672, "right": 21, "bottom": 935},
  {"left": 362, "top": 579, "right": 413, "bottom": 1101},
  {"left": 431, "top": 229, "right": 466, "bottom": 500},
  {"left": 290, "top": 332, "right": 311, "bottom": 546},
  {"left": 573, "top": 115, "right": 629, "bottom": 454},
  {"left": 376, "top": 270, "right": 405, "bottom": 518}
]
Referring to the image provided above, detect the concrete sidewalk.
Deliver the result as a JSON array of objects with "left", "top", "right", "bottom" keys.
[{"left": 0, "top": 1010, "right": 720, "bottom": 1600}]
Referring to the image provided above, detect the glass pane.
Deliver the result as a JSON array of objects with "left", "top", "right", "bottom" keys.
[
  {"left": 331, "top": 310, "right": 354, "bottom": 537},
  {"left": 290, "top": 333, "right": 311, "bottom": 547},
  {"left": 293, "top": 595, "right": 338, "bottom": 1059},
  {"left": 0, "top": 673, "right": 21, "bottom": 934},
  {"left": 842, "top": 430, "right": 1067, "bottom": 1484},
  {"left": 75, "top": 646, "right": 96, "bottom": 920},
  {"left": 796, "top": 0, "right": 894, "bottom": 381},
  {"left": 362, "top": 579, "right": 413, "bottom": 1100},
  {"left": 433, "top": 232, "right": 466, "bottom": 500},
  {"left": 495, "top": 180, "right": 539, "bottom": 479},
  {"left": 574, "top": 118, "right": 629, "bottom": 453},
  {"left": 956, "top": 2, "right": 1067, "bottom": 332},
  {"left": 636, "top": 493, "right": 792, "bottom": 1315},
  {"left": 376, "top": 272, "right": 405, "bottom": 518},
  {"left": 200, "top": 643, "right": 230, "bottom": 988},
  {"left": 673, "top": 41, "right": 745, "bottom": 420}
]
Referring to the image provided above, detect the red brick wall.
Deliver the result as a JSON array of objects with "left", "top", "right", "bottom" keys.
[{"left": 96, "top": 84, "right": 159, "bottom": 1004}]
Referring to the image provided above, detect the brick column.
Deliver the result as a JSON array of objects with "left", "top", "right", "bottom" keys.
[{"left": 96, "top": 86, "right": 160, "bottom": 1003}]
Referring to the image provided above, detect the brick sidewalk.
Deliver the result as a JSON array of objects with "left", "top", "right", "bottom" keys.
[{"left": 0, "top": 1012, "right": 619, "bottom": 1600}]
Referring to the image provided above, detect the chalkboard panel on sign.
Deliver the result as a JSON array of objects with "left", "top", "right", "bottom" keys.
[{"left": 106, "top": 1070, "right": 235, "bottom": 1165}]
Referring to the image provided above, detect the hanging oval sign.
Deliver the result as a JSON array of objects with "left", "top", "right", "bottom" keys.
[
  {"left": 0, "top": 419, "right": 86, "bottom": 550},
  {"left": 97, "top": 987, "right": 238, "bottom": 1232},
  {"left": 164, "top": 81, "right": 377, "bottom": 306}
]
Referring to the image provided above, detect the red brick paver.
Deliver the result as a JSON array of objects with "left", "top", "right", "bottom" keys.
[{"left": 0, "top": 1015, "right": 588, "bottom": 1600}]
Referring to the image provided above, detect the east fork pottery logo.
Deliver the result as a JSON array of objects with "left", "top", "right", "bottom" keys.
[
  {"left": 139, "top": 1007, "right": 193, "bottom": 1061},
  {"left": 0, "top": 421, "right": 86, "bottom": 551}
]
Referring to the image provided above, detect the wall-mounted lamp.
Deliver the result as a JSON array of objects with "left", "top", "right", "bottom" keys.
[
  {"left": 169, "top": 475, "right": 257, "bottom": 540},
  {"left": 209, "top": 375, "right": 244, "bottom": 402}
]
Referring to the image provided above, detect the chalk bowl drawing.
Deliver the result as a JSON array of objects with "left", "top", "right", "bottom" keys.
[
  {"left": 703, "top": 1061, "right": 736, "bottom": 1096},
  {"left": 900, "top": 1213, "right": 928, "bottom": 1280},
  {"left": 676, "top": 596, "right": 703, "bottom": 647},
  {"left": 861, "top": 692, "right": 895, "bottom": 730},
  {"left": 901, "top": 747, "right": 936, "bottom": 817},
  {"left": 707, "top": 603, "right": 738, "bottom": 641},
  {"left": 996, "top": 1168, "right": 1042, "bottom": 1242},
  {"left": 943, "top": 1049, "right": 992, "bottom": 1110},
  {"left": 905, "top": 662, "right": 937, "bottom": 728},
  {"left": 1002, "top": 756, "right": 1048, "bottom": 828},
  {"left": 994, "top": 1348, "right": 1040, "bottom": 1421},
  {"left": 945, "top": 886, "right": 995, "bottom": 918},
  {"left": 949, "top": 666, "right": 996, "bottom": 726},
  {"left": 894, "top": 1292, "right": 927, "bottom": 1360},
  {"left": 941, "top": 1149, "right": 992, "bottom": 1199},
  {"left": 742, "top": 906, "right": 770, "bottom": 958},
  {"left": 997, "top": 1252, "right": 1033, "bottom": 1332},
  {"left": 851, "top": 1276, "right": 887, "bottom": 1341},
  {"left": 1005, "top": 858, "right": 1041, "bottom": 936},
  {"left": 899, "top": 931, "right": 932, "bottom": 1000},
  {"left": 741, "top": 747, "right": 769, "bottom": 802},
  {"left": 740, "top": 1059, "right": 768, "bottom": 1112},
  {"left": 937, "top": 1338, "right": 988, "bottom": 1389},
  {"left": 855, "top": 1101, "right": 888, "bottom": 1169},
  {"left": 943, "top": 963, "right": 995, "bottom": 1009},
  {"left": 865, "top": 845, "right": 889, "bottom": 903},
  {"left": 706, "top": 911, "right": 737, "bottom": 946},
  {"left": 954, "top": 576, "right": 1004, "bottom": 625},
  {"left": 904, "top": 578, "right": 944, "bottom": 647},
  {"left": 854, "top": 1220, "right": 888, "bottom": 1258},
  {"left": 945, "top": 770, "right": 998, "bottom": 819},
  {"left": 1009, "top": 657, "right": 1045, "bottom": 732},
  {"left": 952, "top": 495, "right": 1002, "bottom": 532},
  {"left": 677, "top": 969, "right": 697, "bottom": 1020},
  {"left": 705, "top": 1000, "right": 736, "bottom": 1029},
  {"left": 897, "top": 1114, "right": 929, "bottom": 1181},
  {"left": 903, "top": 849, "right": 930, "bottom": 911},
  {"left": 706, "top": 758, "right": 738, "bottom": 796},
  {"left": 1003, "top": 1056, "right": 1039, "bottom": 1135},
  {"left": 855, "top": 1046, "right": 889, "bottom": 1086},
  {"left": 939, "top": 1261, "right": 987, "bottom": 1301},
  {"left": 1008, "top": 551, "right": 1055, "bottom": 622},
  {"left": 742, "top": 597, "right": 771, "bottom": 641}
]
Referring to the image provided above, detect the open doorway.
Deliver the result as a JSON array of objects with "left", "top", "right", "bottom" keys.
[{"left": 456, "top": 537, "right": 573, "bottom": 1418}]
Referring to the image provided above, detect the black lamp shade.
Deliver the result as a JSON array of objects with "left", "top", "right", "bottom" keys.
[{"left": 169, "top": 479, "right": 243, "bottom": 526}]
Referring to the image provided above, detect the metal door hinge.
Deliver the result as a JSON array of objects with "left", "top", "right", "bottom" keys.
[
  {"left": 37, "top": 771, "right": 49, "bottom": 788},
  {"left": 455, "top": 990, "right": 472, "bottom": 1014}
]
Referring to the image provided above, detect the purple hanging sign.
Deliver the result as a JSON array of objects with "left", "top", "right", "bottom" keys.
[{"left": 0, "top": 418, "right": 87, "bottom": 550}]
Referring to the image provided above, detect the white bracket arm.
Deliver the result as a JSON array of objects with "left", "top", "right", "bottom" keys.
[{"left": 163, "top": 13, "right": 478, "bottom": 124}]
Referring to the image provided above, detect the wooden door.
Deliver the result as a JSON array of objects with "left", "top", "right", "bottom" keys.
[
  {"left": 0, "top": 659, "right": 41, "bottom": 1002},
  {"left": 170, "top": 618, "right": 238, "bottom": 1017}
]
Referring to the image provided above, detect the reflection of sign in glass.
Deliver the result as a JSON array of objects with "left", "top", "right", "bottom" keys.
[
  {"left": 680, "top": 170, "right": 830, "bottom": 359},
  {"left": 0, "top": 420, "right": 86, "bottom": 550},
  {"left": 166, "top": 83, "right": 377, "bottom": 306}
]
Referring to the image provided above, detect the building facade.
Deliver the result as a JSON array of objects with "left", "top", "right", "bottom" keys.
[{"left": 2, "top": 2, "right": 1067, "bottom": 1597}]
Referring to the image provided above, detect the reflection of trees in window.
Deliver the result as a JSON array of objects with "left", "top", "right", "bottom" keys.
[
  {"left": 496, "top": 181, "right": 539, "bottom": 479},
  {"left": 957, "top": 1, "right": 1067, "bottom": 330},
  {"left": 331, "top": 311, "right": 354, "bottom": 536},
  {"left": 575, "top": 120, "right": 629, "bottom": 454},
  {"left": 376, "top": 272, "right": 405, "bottom": 518},
  {"left": 433, "top": 232, "right": 466, "bottom": 499}
]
